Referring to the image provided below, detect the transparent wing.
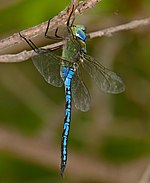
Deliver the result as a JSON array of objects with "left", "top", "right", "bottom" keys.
[
  {"left": 32, "top": 50, "right": 64, "bottom": 87},
  {"left": 82, "top": 54, "right": 125, "bottom": 94},
  {"left": 71, "top": 68, "right": 90, "bottom": 112}
]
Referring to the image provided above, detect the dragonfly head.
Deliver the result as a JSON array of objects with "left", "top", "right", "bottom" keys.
[{"left": 71, "top": 25, "right": 87, "bottom": 41}]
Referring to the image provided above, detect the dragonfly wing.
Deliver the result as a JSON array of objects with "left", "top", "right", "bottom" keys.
[
  {"left": 32, "top": 50, "right": 64, "bottom": 87},
  {"left": 71, "top": 68, "right": 90, "bottom": 112},
  {"left": 82, "top": 54, "right": 125, "bottom": 94}
]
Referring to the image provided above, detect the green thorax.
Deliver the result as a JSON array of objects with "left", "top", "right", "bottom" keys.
[{"left": 62, "top": 25, "right": 87, "bottom": 64}]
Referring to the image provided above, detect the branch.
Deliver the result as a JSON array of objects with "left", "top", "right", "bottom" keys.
[
  {"left": 0, "top": 0, "right": 102, "bottom": 51},
  {"left": 89, "top": 17, "right": 150, "bottom": 38},
  {"left": 0, "top": 17, "right": 150, "bottom": 63},
  {"left": 0, "top": 41, "right": 64, "bottom": 63}
]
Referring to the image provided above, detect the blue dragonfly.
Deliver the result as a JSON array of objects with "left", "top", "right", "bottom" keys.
[
  {"left": 19, "top": 32, "right": 81, "bottom": 176},
  {"left": 19, "top": 6, "right": 125, "bottom": 177}
]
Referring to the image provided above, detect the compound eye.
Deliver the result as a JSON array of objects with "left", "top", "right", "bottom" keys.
[{"left": 76, "top": 29, "right": 86, "bottom": 41}]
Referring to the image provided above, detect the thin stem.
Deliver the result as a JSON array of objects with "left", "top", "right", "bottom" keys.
[
  {"left": 0, "top": 0, "right": 102, "bottom": 51},
  {"left": 89, "top": 17, "right": 150, "bottom": 39},
  {"left": 0, "top": 17, "right": 150, "bottom": 63}
]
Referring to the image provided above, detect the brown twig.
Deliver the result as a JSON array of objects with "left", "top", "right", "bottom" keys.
[
  {"left": 0, "top": 0, "right": 102, "bottom": 52},
  {"left": 0, "top": 17, "right": 150, "bottom": 63},
  {"left": 0, "top": 41, "right": 64, "bottom": 63},
  {"left": 89, "top": 17, "right": 150, "bottom": 38}
]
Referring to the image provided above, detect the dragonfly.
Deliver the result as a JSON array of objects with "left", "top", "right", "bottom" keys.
[{"left": 19, "top": 5, "right": 125, "bottom": 177}]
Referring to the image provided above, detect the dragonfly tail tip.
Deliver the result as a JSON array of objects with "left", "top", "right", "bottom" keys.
[{"left": 60, "top": 165, "right": 65, "bottom": 178}]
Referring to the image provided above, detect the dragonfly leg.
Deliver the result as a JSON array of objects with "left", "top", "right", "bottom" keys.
[
  {"left": 67, "top": 5, "right": 75, "bottom": 27},
  {"left": 19, "top": 32, "right": 49, "bottom": 54},
  {"left": 55, "top": 27, "right": 63, "bottom": 39},
  {"left": 45, "top": 18, "right": 63, "bottom": 40},
  {"left": 19, "top": 32, "right": 39, "bottom": 53}
]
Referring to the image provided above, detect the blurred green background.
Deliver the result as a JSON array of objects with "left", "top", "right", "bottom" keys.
[{"left": 0, "top": 0, "right": 150, "bottom": 183}]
